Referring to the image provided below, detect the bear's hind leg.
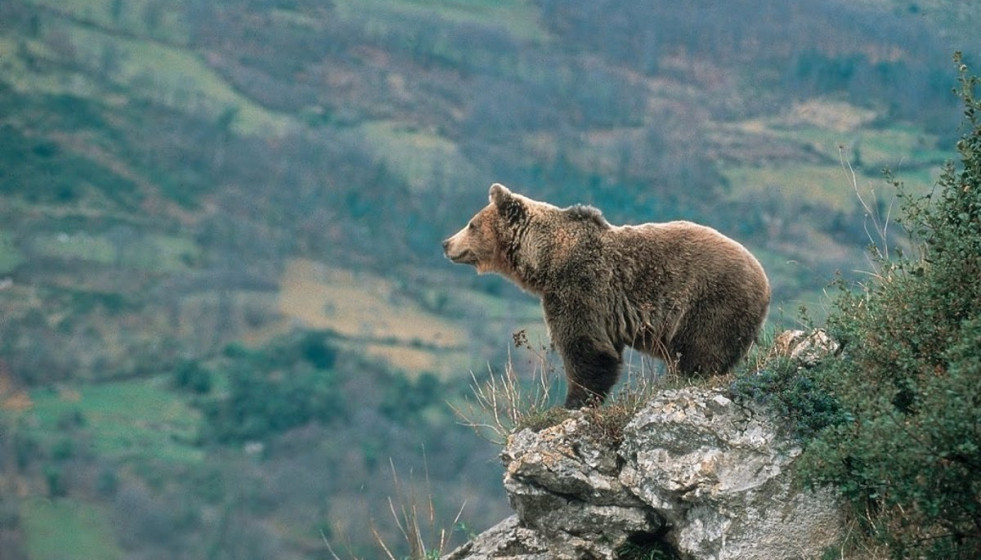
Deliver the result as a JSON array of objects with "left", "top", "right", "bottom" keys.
[{"left": 673, "top": 317, "right": 756, "bottom": 376}]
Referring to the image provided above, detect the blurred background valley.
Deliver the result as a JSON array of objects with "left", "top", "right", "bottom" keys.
[{"left": 0, "top": 1, "right": 978, "bottom": 557}]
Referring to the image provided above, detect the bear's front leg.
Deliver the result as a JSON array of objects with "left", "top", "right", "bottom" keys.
[
  {"left": 556, "top": 335, "right": 622, "bottom": 408},
  {"left": 542, "top": 294, "right": 624, "bottom": 408}
]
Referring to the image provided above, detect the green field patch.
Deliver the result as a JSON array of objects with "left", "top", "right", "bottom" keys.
[
  {"left": 22, "top": 376, "right": 203, "bottom": 465},
  {"left": 32, "top": 231, "right": 199, "bottom": 271},
  {"left": 0, "top": 33, "right": 97, "bottom": 98},
  {"left": 722, "top": 106, "right": 949, "bottom": 205},
  {"left": 722, "top": 162, "right": 863, "bottom": 214},
  {"left": 21, "top": 498, "right": 123, "bottom": 560},
  {"left": 0, "top": 231, "right": 24, "bottom": 274},
  {"left": 855, "top": 125, "right": 945, "bottom": 167},
  {"left": 4, "top": 13, "right": 292, "bottom": 137},
  {"left": 34, "top": 232, "right": 116, "bottom": 264},
  {"left": 720, "top": 120, "right": 945, "bottom": 219},
  {"left": 334, "top": 0, "right": 546, "bottom": 42},
  {"left": 358, "top": 120, "right": 477, "bottom": 191},
  {"left": 121, "top": 234, "right": 200, "bottom": 271},
  {"left": 766, "top": 122, "right": 947, "bottom": 176},
  {"left": 720, "top": 99, "right": 950, "bottom": 203},
  {"left": 24, "top": 0, "right": 188, "bottom": 43},
  {"left": 269, "top": 8, "right": 327, "bottom": 30},
  {"left": 67, "top": 23, "right": 292, "bottom": 136}
]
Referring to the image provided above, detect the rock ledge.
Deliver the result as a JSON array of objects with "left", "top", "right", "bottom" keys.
[{"left": 447, "top": 385, "right": 844, "bottom": 560}]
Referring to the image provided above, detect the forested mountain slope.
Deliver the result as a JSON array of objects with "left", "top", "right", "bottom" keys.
[
  {"left": 0, "top": 0, "right": 974, "bottom": 380},
  {"left": 0, "top": 1, "right": 977, "bottom": 557}
]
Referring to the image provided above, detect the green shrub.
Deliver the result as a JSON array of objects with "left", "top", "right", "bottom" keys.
[
  {"left": 379, "top": 372, "right": 441, "bottom": 424},
  {"left": 205, "top": 362, "right": 345, "bottom": 443},
  {"left": 172, "top": 360, "right": 213, "bottom": 394},
  {"left": 204, "top": 332, "right": 346, "bottom": 443},
  {"left": 729, "top": 354, "right": 845, "bottom": 440},
  {"left": 44, "top": 465, "right": 67, "bottom": 498},
  {"left": 299, "top": 331, "right": 338, "bottom": 370},
  {"left": 799, "top": 54, "right": 981, "bottom": 559}
]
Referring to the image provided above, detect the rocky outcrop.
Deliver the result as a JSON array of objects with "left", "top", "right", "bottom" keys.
[
  {"left": 772, "top": 329, "right": 841, "bottom": 367},
  {"left": 446, "top": 372, "right": 845, "bottom": 559}
]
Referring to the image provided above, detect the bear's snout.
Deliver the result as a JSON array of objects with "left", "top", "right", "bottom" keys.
[
  {"left": 442, "top": 237, "right": 456, "bottom": 259},
  {"left": 442, "top": 235, "right": 458, "bottom": 258},
  {"left": 443, "top": 232, "right": 478, "bottom": 266}
]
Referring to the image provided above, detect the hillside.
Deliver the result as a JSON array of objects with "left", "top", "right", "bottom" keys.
[
  {"left": 1, "top": 0, "right": 972, "bottom": 384},
  {"left": 0, "top": 0, "right": 978, "bottom": 557}
]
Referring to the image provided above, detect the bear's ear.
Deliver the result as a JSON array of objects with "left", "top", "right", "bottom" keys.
[
  {"left": 489, "top": 183, "right": 527, "bottom": 224},
  {"left": 489, "top": 183, "right": 511, "bottom": 205}
]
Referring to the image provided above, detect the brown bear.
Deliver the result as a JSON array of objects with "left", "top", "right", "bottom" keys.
[{"left": 443, "top": 183, "right": 771, "bottom": 408}]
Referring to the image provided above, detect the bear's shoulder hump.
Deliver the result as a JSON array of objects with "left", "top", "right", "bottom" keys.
[{"left": 565, "top": 204, "right": 609, "bottom": 228}]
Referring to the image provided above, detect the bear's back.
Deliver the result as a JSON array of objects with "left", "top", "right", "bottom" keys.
[{"left": 604, "top": 219, "right": 769, "bottom": 310}]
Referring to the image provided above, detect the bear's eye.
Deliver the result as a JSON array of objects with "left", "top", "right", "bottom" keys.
[{"left": 468, "top": 220, "right": 476, "bottom": 230}]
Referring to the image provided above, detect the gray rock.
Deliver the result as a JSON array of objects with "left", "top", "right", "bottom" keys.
[
  {"left": 619, "top": 388, "right": 844, "bottom": 559},
  {"left": 502, "top": 414, "right": 663, "bottom": 559},
  {"left": 443, "top": 515, "right": 550, "bottom": 560},
  {"left": 447, "top": 386, "right": 845, "bottom": 560},
  {"left": 773, "top": 329, "right": 841, "bottom": 367}
]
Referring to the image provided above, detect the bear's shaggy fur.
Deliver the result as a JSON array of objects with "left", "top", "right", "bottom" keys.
[{"left": 443, "top": 184, "right": 770, "bottom": 408}]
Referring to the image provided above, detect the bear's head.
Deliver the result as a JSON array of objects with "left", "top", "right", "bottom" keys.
[
  {"left": 443, "top": 183, "right": 607, "bottom": 293},
  {"left": 442, "top": 183, "right": 531, "bottom": 276}
]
